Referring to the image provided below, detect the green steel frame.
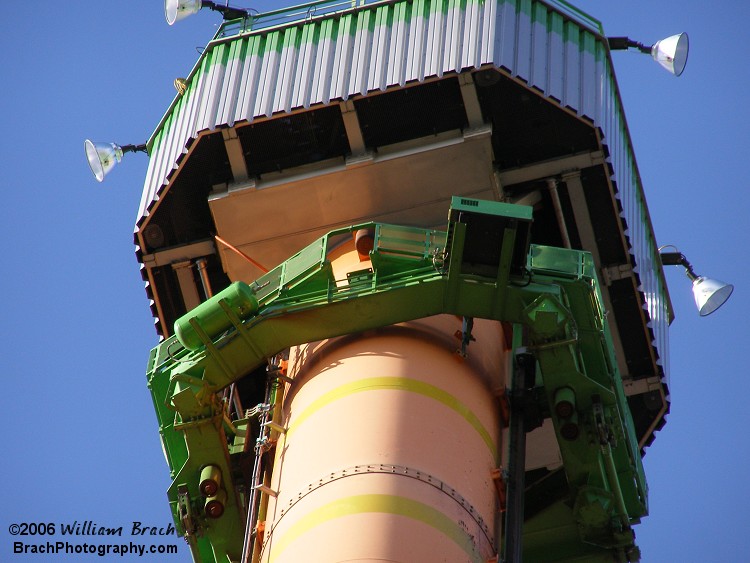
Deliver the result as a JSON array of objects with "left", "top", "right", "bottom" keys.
[{"left": 146, "top": 196, "right": 647, "bottom": 562}]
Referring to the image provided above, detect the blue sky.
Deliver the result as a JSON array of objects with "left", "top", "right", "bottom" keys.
[{"left": 1, "top": 1, "right": 748, "bottom": 561}]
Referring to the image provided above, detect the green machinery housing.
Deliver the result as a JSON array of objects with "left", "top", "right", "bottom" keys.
[{"left": 147, "top": 196, "right": 647, "bottom": 562}]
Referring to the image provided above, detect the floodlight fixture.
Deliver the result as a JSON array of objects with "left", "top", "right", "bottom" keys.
[
  {"left": 608, "top": 32, "right": 689, "bottom": 76},
  {"left": 84, "top": 140, "right": 147, "bottom": 182},
  {"left": 659, "top": 246, "right": 733, "bottom": 316},
  {"left": 165, "top": 0, "right": 252, "bottom": 25}
]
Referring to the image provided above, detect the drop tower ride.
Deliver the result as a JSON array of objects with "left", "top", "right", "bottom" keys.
[{"left": 134, "top": 1, "right": 677, "bottom": 561}]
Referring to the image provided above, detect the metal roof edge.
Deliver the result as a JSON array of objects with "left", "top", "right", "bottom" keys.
[{"left": 147, "top": 0, "right": 603, "bottom": 150}]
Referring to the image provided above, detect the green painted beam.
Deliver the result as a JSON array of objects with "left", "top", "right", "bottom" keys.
[{"left": 146, "top": 198, "right": 646, "bottom": 562}]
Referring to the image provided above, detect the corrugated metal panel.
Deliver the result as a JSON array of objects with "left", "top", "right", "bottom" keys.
[
  {"left": 563, "top": 19, "right": 580, "bottom": 110},
  {"left": 530, "top": 3, "right": 547, "bottom": 91},
  {"left": 387, "top": 2, "right": 408, "bottom": 85},
  {"left": 137, "top": 0, "right": 670, "bottom": 385},
  {"left": 546, "top": 10, "right": 564, "bottom": 101},
  {"left": 580, "top": 31, "right": 596, "bottom": 120},
  {"left": 515, "top": 0, "right": 532, "bottom": 83}
]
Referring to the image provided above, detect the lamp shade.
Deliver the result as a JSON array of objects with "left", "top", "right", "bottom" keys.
[
  {"left": 651, "top": 32, "right": 689, "bottom": 76},
  {"left": 692, "top": 276, "right": 733, "bottom": 316},
  {"left": 84, "top": 140, "right": 123, "bottom": 182},
  {"left": 165, "top": 0, "right": 202, "bottom": 25}
]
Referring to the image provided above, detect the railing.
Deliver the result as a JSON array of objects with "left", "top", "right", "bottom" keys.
[
  {"left": 212, "top": 0, "right": 603, "bottom": 41},
  {"left": 248, "top": 222, "right": 447, "bottom": 306},
  {"left": 214, "top": 0, "right": 378, "bottom": 39}
]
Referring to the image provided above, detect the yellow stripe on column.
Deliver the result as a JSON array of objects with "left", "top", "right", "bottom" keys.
[
  {"left": 285, "top": 376, "right": 496, "bottom": 459},
  {"left": 268, "top": 494, "right": 484, "bottom": 562}
]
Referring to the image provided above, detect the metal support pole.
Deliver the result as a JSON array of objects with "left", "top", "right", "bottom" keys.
[
  {"left": 546, "top": 178, "right": 571, "bottom": 249},
  {"left": 195, "top": 257, "right": 214, "bottom": 298},
  {"left": 503, "top": 352, "right": 535, "bottom": 563}
]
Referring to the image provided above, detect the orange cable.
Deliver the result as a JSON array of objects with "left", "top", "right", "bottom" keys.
[{"left": 214, "top": 235, "right": 269, "bottom": 273}]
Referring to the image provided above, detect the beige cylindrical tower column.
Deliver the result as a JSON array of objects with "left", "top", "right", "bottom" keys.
[{"left": 258, "top": 246, "right": 509, "bottom": 563}]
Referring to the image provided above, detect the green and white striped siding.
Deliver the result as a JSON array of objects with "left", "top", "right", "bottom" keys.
[{"left": 138, "top": 0, "right": 670, "bottom": 386}]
